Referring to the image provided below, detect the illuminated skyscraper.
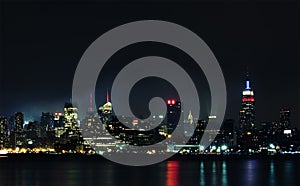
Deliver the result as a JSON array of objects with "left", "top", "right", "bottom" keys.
[
  {"left": 187, "top": 110, "right": 193, "bottom": 125},
  {"left": 53, "top": 112, "right": 64, "bottom": 138},
  {"left": 279, "top": 108, "right": 291, "bottom": 129},
  {"left": 99, "top": 90, "right": 113, "bottom": 124},
  {"left": 56, "top": 103, "right": 83, "bottom": 151},
  {"left": 184, "top": 110, "right": 195, "bottom": 137},
  {"left": 237, "top": 74, "right": 259, "bottom": 151},
  {"left": 64, "top": 103, "right": 79, "bottom": 130},
  {"left": 14, "top": 112, "right": 24, "bottom": 133},
  {"left": 40, "top": 112, "right": 54, "bottom": 137},
  {"left": 166, "top": 99, "right": 182, "bottom": 135},
  {"left": 99, "top": 90, "right": 112, "bottom": 115},
  {"left": 26, "top": 121, "right": 40, "bottom": 147},
  {"left": 13, "top": 112, "right": 25, "bottom": 147},
  {"left": 53, "top": 112, "right": 63, "bottom": 128},
  {"left": 0, "top": 116, "right": 8, "bottom": 148},
  {"left": 239, "top": 76, "right": 255, "bottom": 131}
]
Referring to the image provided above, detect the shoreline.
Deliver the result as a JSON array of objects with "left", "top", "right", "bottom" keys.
[{"left": 1, "top": 153, "right": 300, "bottom": 161}]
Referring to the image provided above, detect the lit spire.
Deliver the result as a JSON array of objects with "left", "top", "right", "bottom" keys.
[
  {"left": 245, "top": 80, "right": 251, "bottom": 90},
  {"left": 89, "top": 92, "right": 93, "bottom": 112},
  {"left": 245, "top": 67, "right": 251, "bottom": 90},
  {"left": 188, "top": 110, "right": 193, "bottom": 125},
  {"left": 246, "top": 66, "right": 250, "bottom": 78},
  {"left": 106, "top": 90, "right": 110, "bottom": 103}
]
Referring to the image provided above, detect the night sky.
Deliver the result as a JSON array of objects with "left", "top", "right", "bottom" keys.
[{"left": 0, "top": 0, "right": 299, "bottom": 127}]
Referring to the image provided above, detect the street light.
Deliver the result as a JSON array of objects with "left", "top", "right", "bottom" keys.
[
  {"left": 221, "top": 145, "right": 228, "bottom": 151},
  {"left": 269, "top": 144, "right": 275, "bottom": 149}
]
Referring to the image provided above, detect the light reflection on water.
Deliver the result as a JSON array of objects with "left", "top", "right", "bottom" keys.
[
  {"left": 221, "top": 161, "right": 227, "bottom": 186},
  {"left": 200, "top": 162, "right": 205, "bottom": 186},
  {"left": 0, "top": 158, "right": 299, "bottom": 186},
  {"left": 166, "top": 161, "right": 179, "bottom": 186},
  {"left": 269, "top": 160, "right": 275, "bottom": 186},
  {"left": 244, "top": 160, "right": 257, "bottom": 186}
]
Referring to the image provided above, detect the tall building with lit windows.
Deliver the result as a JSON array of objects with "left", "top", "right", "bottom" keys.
[
  {"left": 40, "top": 112, "right": 54, "bottom": 137},
  {"left": 64, "top": 102, "right": 79, "bottom": 130},
  {"left": 12, "top": 112, "right": 25, "bottom": 148},
  {"left": 55, "top": 103, "right": 83, "bottom": 151},
  {"left": 14, "top": 112, "right": 24, "bottom": 133},
  {"left": 0, "top": 116, "right": 8, "bottom": 148},
  {"left": 99, "top": 91, "right": 113, "bottom": 123},
  {"left": 53, "top": 112, "right": 64, "bottom": 128},
  {"left": 279, "top": 108, "right": 291, "bottom": 129},
  {"left": 239, "top": 76, "right": 256, "bottom": 131},
  {"left": 238, "top": 74, "right": 258, "bottom": 151},
  {"left": 166, "top": 99, "right": 182, "bottom": 135}
]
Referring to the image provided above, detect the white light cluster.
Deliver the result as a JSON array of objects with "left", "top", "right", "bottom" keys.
[
  {"left": 208, "top": 115, "right": 217, "bottom": 119},
  {"left": 243, "top": 90, "right": 254, "bottom": 96}
]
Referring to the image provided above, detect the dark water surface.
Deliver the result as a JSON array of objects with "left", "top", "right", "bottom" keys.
[{"left": 0, "top": 157, "right": 299, "bottom": 186}]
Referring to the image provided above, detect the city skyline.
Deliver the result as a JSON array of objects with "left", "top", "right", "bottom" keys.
[
  {"left": 0, "top": 76, "right": 296, "bottom": 131},
  {"left": 0, "top": 76, "right": 299, "bottom": 156},
  {"left": 0, "top": 74, "right": 297, "bottom": 129}
]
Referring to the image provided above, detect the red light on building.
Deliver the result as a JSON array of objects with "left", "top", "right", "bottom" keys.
[
  {"left": 132, "top": 119, "right": 139, "bottom": 125},
  {"left": 167, "top": 100, "right": 176, "bottom": 105},
  {"left": 242, "top": 97, "right": 255, "bottom": 102}
]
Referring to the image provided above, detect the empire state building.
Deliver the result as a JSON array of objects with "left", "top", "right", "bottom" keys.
[{"left": 239, "top": 76, "right": 256, "bottom": 131}]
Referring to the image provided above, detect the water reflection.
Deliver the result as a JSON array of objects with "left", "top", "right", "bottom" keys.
[
  {"left": 199, "top": 161, "right": 228, "bottom": 186},
  {"left": 0, "top": 159, "right": 299, "bottom": 186},
  {"left": 283, "top": 161, "right": 294, "bottom": 185},
  {"left": 166, "top": 161, "right": 179, "bottom": 186},
  {"left": 199, "top": 162, "right": 205, "bottom": 186},
  {"left": 244, "top": 160, "right": 257, "bottom": 186},
  {"left": 269, "top": 160, "right": 275, "bottom": 186},
  {"left": 221, "top": 161, "right": 227, "bottom": 186},
  {"left": 211, "top": 161, "right": 216, "bottom": 185}
]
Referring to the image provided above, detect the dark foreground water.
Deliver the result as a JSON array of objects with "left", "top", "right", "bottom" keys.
[{"left": 0, "top": 156, "right": 300, "bottom": 186}]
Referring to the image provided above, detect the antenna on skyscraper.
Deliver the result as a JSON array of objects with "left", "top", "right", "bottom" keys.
[
  {"left": 246, "top": 66, "right": 250, "bottom": 79},
  {"left": 89, "top": 92, "right": 93, "bottom": 112},
  {"left": 245, "top": 66, "right": 251, "bottom": 90},
  {"left": 106, "top": 89, "right": 110, "bottom": 103}
]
